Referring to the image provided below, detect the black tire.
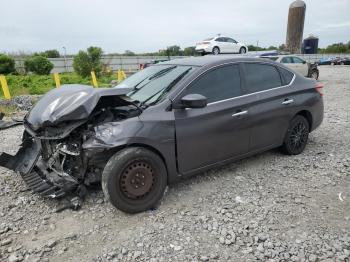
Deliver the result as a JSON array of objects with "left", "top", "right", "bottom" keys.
[
  {"left": 310, "top": 70, "right": 319, "bottom": 80},
  {"left": 281, "top": 115, "right": 310, "bottom": 155},
  {"left": 102, "top": 147, "right": 167, "bottom": 213},
  {"left": 239, "top": 47, "right": 246, "bottom": 54},
  {"left": 212, "top": 47, "right": 220, "bottom": 55},
  {"left": 201, "top": 52, "right": 206, "bottom": 56}
]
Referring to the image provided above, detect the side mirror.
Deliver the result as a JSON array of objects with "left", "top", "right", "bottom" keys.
[
  {"left": 173, "top": 94, "right": 207, "bottom": 109},
  {"left": 302, "top": 60, "right": 306, "bottom": 64}
]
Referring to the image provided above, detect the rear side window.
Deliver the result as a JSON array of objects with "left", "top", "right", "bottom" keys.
[
  {"left": 281, "top": 57, "right": 293, "bottom": 63},
  {"left": 216, "top": 37, "right": 226, "bottom": 42},
  {"left": 186, "top": 65, "right": 241, "bottom": 103},
  {"left": 244, "top": 63, "right": 282, "bottom": 93},
  {"left": 278, "top": 67, "right": 294, "bottom": 85}
]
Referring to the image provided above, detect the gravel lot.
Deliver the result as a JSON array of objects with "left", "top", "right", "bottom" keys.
[{"left": 0, "top": 66, "right": 349, "bottom": 262}]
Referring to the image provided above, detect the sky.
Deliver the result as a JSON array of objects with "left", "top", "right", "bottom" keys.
[{"left": 0, "top": 0, "right": 349, "bottom": 54}]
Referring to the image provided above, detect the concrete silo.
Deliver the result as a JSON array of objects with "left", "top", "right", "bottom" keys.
[{"left": 286, "top": 0, "right": 306, "bottom": 54}]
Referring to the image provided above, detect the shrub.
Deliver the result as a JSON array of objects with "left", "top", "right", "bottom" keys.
[
  {"left": 24, "top": 56, "right": 54, "bottom": 75},
  {"left": 43, "top": 49, "right": 60, "bottom": 58},
  {"left": 34, "top": 50, "right": 60, "bottom": 58},
  {"left": 73, "top": 46, "right": 103, "bottom": 77},
  {"left": 0, "top": 54, "right": 16, "bottom": 74}
]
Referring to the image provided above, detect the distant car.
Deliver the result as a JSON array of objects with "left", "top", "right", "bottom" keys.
[
  {"left": 318, "top": 57, "right": 349, "bottom": 66},
  {"left": 140, "top": 58, "right": 170, "bottom": 69},
  {"left": 261, "top": 55, "right": 319, "bottom": 80},
  {"left": 339, "top": 57, "right": 350, "bottom": 65},
  {"left": 332, "top": 57, "right": 350, "bottom": 65},
  {"left": 318, "top": 57, "right": 332, "bottom": 65},
  {"left": 195, "top": 36, "right": 248, "bottom": 55}
]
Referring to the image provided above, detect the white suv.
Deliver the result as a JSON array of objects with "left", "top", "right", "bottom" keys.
[{"left": 195, "top": 36, "right": 248, "bottom": 55}]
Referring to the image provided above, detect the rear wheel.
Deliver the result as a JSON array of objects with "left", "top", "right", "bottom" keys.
[
  {"left": 281, "top": 115, "right": 310, "bottom": 155},
  {"left": 102, "top": 147, "right": 167, "bottom": 213},
  {"left": 239, "top": 47, "right": 246, "bottom": 54},
  {"left": 212, "top": 47, "right": 220, "bottom": 55}
]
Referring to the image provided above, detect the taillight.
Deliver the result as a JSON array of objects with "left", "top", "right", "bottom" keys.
[{"left": 315, "top": 82, "right": 324, "bottom": 96}]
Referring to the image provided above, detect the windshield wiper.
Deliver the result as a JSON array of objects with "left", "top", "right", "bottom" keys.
[
  {"left": 127, "top": 66, "right": 178, "bottom": 97},
  {"left": 148, "top": 66, "right": 177, "bottom": 80},
  {"left": 141, "top": 67, "right": 192, "bottom": 107}
]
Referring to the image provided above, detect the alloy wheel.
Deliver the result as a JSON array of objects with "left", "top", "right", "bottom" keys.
[{"left": 288, "top": 122, "right": 308, "bottom": 152}]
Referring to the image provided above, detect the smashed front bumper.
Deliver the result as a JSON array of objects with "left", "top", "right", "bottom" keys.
[{"left": 0, "top": 138, "right": 66, "bottom": 198}]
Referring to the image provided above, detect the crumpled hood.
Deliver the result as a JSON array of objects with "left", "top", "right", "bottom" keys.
[{"left": 26, "top": 84, "right": 132, "bottom": 130}]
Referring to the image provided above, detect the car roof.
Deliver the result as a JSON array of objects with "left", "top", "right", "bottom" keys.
[
  {"left": 261, "top": 55, "right": 302, "bottom": 58},
  {"left": 159, "top": 55, "right": 274, "bottom": 67}
]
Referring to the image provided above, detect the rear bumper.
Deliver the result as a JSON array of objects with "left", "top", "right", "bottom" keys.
[
  {"left": 310, "top": 97, "right": 324, "bottom": 132},
  {"left": 195, "top": 46, "right": 211, "bottom": 53}
]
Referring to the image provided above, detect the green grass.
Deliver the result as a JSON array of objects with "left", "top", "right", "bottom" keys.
[{"left": 0, "top": 72, "right": 117, "bottom": 98}]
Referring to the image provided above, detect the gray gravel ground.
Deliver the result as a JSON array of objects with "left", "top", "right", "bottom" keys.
[{"left": 0, "top": 66, "right": 349, "bottom": 262}]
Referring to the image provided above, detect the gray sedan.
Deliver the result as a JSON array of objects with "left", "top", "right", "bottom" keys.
[{"left": 0, "top": 56, "right": 324, "bottom": 213}]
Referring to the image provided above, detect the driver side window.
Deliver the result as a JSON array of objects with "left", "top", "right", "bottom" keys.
[
  {"left": 292, "top": 57, "right": 305, "bottom": 64},
  {"left": 185, "top": 65, "right": 242, "bottom": 103},
  {"left": 227, "top": 38, "right": 237, "bottom": 43}
]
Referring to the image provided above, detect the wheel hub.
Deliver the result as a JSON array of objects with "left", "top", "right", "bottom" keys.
[{"left": 120, "top": 161, "right": 154, "bottom": 199}]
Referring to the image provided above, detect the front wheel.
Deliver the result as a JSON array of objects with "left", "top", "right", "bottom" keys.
[
  {"left": 281, "top": 115, "right": 310, "bottom": 155},
  {"left": 102, "top": 147, "right": 167, "bottom": 213},
  {"left": 310, "top": 70, "right": 319, "bottom": 80}
]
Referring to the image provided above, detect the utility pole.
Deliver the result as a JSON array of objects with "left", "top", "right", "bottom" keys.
[{"left": 62, "top": 46, "right": 67, "bottom": 72}]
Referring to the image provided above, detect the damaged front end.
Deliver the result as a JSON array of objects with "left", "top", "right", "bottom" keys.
[{"left": 0, "top": 84, "right": 141, "bottom": 198}]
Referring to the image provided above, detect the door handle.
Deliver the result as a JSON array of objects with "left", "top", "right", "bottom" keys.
[
  {"left": 282, "top": 99, "right": 294, "bottom": 105},
  {"left": 232, "top": 110, "right": 248, "bottom": 117}
]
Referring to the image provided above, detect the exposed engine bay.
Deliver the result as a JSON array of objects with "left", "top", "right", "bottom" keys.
[
  {"left": 0, "top": 85, "right": 141, "bottom": 200},
  {"left": 31, "top": 104, "right": 139, "bottom": 196}
]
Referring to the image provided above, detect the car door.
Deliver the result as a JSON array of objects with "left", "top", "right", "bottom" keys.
[
  {"left": 241, "top": 62, "right": 295, "bottom": 151},
  {"left": 292, "top": 57, "right": 309, "bottom": 76},
  {"left": 215, "top": 37, "right": 227, "bottom": 53},
  {"left": 226, "top": 38, "right": 239, "bottom": 53},
  {"left": 174, "top": 64, "right": 250, "bottom": 175}
]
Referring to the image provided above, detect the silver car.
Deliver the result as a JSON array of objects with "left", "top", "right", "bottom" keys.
[{"left": 261, "top": 55, "right": 319, "bottom": 80}]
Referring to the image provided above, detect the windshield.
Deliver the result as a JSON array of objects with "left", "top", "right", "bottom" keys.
[{"left": 116, "top": 65, "right": 194, "bottom": 106}]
